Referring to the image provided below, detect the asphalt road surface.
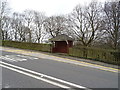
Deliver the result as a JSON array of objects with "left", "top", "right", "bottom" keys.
[{"left": 0, "top": 47, "right": 119, "bottom": 90}]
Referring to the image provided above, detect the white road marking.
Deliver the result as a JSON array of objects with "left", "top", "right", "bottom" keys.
[
  {"left": 17, "top": 55, "right": 38, "bottom": 59},
  {"left": 0, "top": 64, "right": 70, "bottom": 88},
  {"left": 5, "top": 55, "right": 27, "bottom": 61},
  {"left": 0, "top": 61, "right": 89, "bottom": 89},
  {"left": 4, "top": 84, "right": 11, "bottom": 88},
  {"left": 1, "top": 47, "right": 118, "bottom": 73},
  {"left": 0, "top": 55, "right": 27, "bottom": 62},
  {"left": 0, "top": 56, "right": 16, "bottom": 62}
]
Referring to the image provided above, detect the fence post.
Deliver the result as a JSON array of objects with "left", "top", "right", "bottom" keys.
[{"left": 83, "top": 47, "right": 87, "bottom": 58}]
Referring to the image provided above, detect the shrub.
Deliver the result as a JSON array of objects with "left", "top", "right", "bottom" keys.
[
  {"left": 69, "top": 47, "right": 120, "bottom": 65},
  {"left": 2, "top": 40, "right": 51, "bottom": 52},
  {"left": 2, "top": 40, "right": 120, "bottom": 65}
]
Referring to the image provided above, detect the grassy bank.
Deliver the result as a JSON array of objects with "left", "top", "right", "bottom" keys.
[
  {"left": 69, "top": 47, "right": 120, "bottom": 65},
  {"left": 2, "top": 40, "right": 119, "bottom": 65},
  {"left": 2, "top": 40, "right": 51, "bottom": 52}
]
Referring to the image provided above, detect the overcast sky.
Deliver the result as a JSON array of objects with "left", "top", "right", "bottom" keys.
[{"left": 8, "top": 0, "right": 106, "bottom": 16}]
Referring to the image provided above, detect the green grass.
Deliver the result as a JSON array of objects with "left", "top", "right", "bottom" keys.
[
  {"left": 2, "top": 40, "right": 51, "bottom": 52},
  {"left": 2, "top": 40, "right": 119, "bottom": 65},
  {"left": 69, "top": 47, "right": 120, "bottom": 65}
]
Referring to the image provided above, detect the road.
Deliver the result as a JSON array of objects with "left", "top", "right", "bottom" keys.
[{"left": 0, "top": 47, "right": 119, "bottom": 90}]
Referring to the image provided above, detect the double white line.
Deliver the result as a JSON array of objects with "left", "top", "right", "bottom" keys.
[{"left": 0, "top": 61, "right": 90, "bottom": 90}]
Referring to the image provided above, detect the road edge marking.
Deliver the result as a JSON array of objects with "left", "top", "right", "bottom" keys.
[{"left": 1, "top": 47, "right": 119, "bottom": 73}]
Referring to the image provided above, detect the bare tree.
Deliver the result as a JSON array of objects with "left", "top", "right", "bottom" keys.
[
  {"left": 33, "top": 11, "right": 46, "bottom": 43},
  {"left": 104, "top": 1, "right": 120, "bottom": 49},
  {"left": 23, "top": 10, "right": 35, "bottom": 42},
  {"left": 0, "top": 0, "right": 10, "bottom": 40},
  {"left": 43, "top": 15, "right": 68, "bottom": 38},
  {"left": 69, "top": 2, "right": 104, "bottom": 47},
  {"left": 10, "top": 10, "right": 46, "bottom": 43},
  {"left": 2, "top": 16, "right": 12, "bottom": 40},
  {"left": 11, "top": 12, "right": 26, "bottom": 41}
]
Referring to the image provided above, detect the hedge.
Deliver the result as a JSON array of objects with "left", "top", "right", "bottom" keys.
[
  {"left": 69, "top": 47, "right": 120, "bottom": 65},
  {"left": 2, "top": 40, "right": 120, "bottom": 65},
  {"left": 2, "top": 40, "right": 51, "bottom": 52}
]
